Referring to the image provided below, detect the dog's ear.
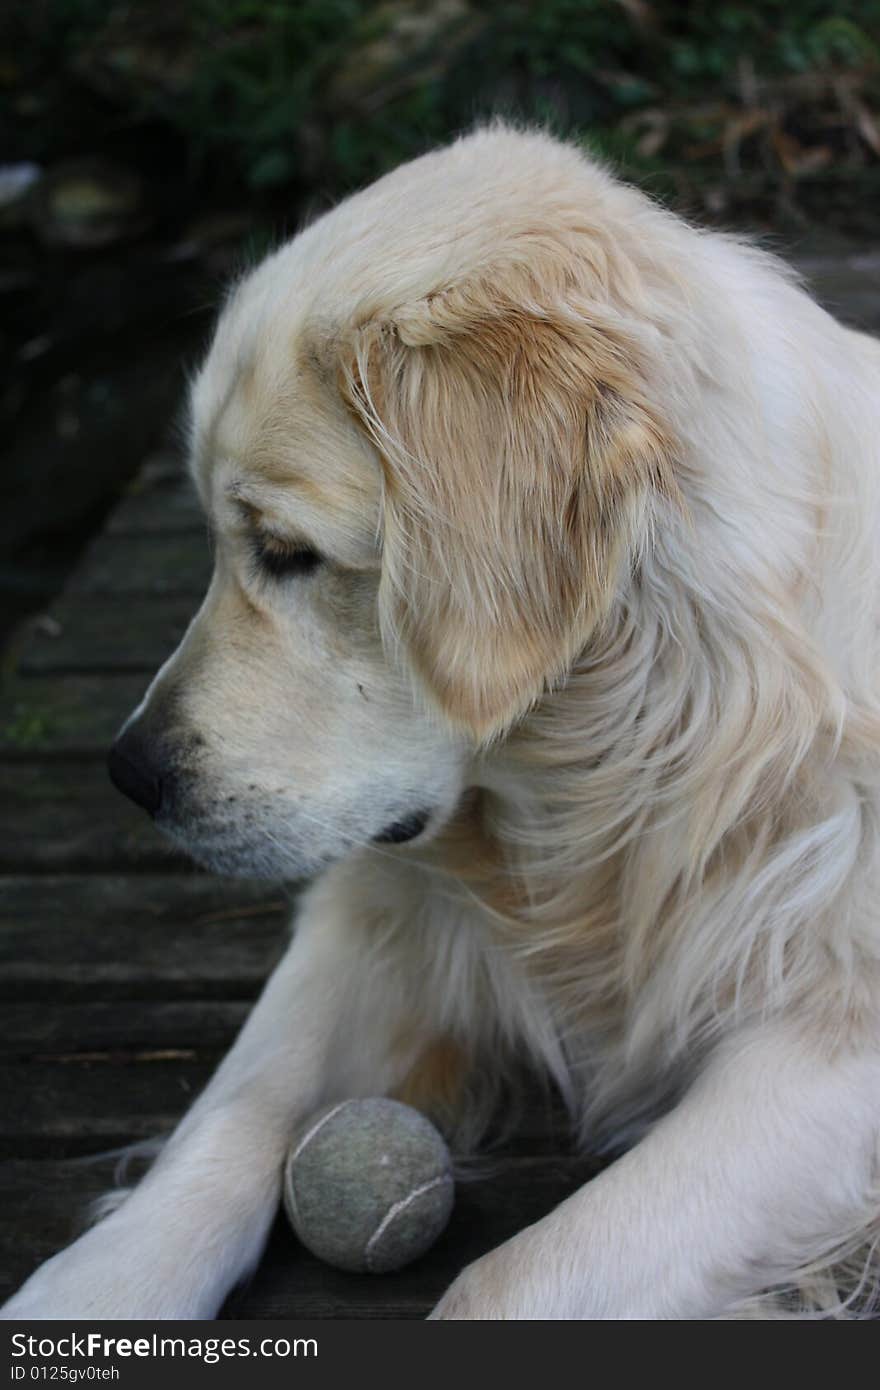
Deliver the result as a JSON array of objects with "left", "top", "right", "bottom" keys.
[{"left": 341, "top": 265, "right": 678, "bottom": 739}]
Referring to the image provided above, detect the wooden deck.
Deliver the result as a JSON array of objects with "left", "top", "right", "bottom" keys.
[{"left": 2, "top": 251, "right": 879, "bottom": 1317}]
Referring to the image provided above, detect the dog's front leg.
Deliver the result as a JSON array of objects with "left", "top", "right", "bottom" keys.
[
  {"left": 432, "top": 1024, "right": 880, "bottom": 1319},
  {"left": 2, "top": 873, "right": 411, "bottom": 1320}
]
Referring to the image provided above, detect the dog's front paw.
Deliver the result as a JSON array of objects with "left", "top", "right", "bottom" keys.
[
  {"left": 430, "top": 1264, "right": 498, "bottom": 1319},
  {"left": 1, "top": 1207, "right": 212, "bottom": 1320},
  {"left": 430, "top": 1234, "right": 548, "bottom": 1320},
  {"left": 430, "top": 1213, "right": 591, "bottom": 1321}
]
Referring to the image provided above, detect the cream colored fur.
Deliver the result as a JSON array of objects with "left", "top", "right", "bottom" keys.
[{"left": 4, "top": 125, "right": 879, "bottom": 1320}]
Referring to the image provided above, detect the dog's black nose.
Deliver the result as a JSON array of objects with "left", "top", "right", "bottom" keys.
[{"left": 107, "top": 724, "right": 163, "bottom": 816}]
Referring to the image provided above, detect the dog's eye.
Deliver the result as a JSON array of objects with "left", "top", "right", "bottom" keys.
[{"left": 253, "top": 536, "right": 323, "bottom": 580}]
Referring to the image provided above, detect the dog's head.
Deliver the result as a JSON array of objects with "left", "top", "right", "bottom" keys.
[{"left": 109, "top": 128, "right": 676, "bottom": 878}]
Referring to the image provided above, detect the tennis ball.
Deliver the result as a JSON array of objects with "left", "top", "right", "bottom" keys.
[{"left": 282, "top": 1097, "right": 454, "bottom": 1274}]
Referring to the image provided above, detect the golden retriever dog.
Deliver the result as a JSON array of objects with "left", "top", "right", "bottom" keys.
[{"left": 4, "top": 125, "right": 880, "bottom": 1319}]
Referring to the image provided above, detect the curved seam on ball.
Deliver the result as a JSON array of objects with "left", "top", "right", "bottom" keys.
[
  {"left": 364, "top": 1175, "right": 452, "bottom": 1272},
  {"left": 285, "top": 1174, "right": 300, "bottom": 1225},
  {"left": 288, "top": 1100, "right": 350, "bottom": 1164}
]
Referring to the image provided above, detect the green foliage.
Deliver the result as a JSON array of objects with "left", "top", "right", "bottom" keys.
[
  {"left": 2, "top": 709, "right": 51, "bottom": 749},
  {"left": 7, "top": 1, "right": 880, "bottom": 219}
]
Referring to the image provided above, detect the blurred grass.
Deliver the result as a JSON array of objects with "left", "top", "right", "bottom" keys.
[{"left": 4, "top": 1, "right": 880, "bottom": 229}]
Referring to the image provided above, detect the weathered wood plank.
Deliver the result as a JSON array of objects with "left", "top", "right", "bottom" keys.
[
  {"left": 68, "top": 533, "right": 211, "bottom": 598},
  {"left": 0, "top": 1000, "right": 249, "bottom": 1058},
  {"left": 799, "top": 253, "right": 880, "bottom": 334},
  {"left": 105, "top": 456, "right": 203, "bottom": 536},
  {"left": 0, "top": 674, "right": 149, "bottom": 754},
  {"left": 17, "top": 597, "right": 196, "bottom": 675},
  {"left": 0, "top": 875, "right": 289, "bottom": 1001},
  {"left": 0, "top": 1154, "right": 601, "bottom": 1313},
  {"left": 0, "top": 1058, "right": 216, "bottom": 1156},
  {"left": 0, "top": 762, "right": 183, "bottom": 870}
]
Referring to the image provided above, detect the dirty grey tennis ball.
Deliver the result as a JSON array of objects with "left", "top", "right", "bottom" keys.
[{"left": 282, "top": 1098, "right": 454, "bottom": 1274}]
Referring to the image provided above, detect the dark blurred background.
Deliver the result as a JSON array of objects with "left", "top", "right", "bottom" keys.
[{"left": 3, "top": 0, "right": 880, "bottom": 648}]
